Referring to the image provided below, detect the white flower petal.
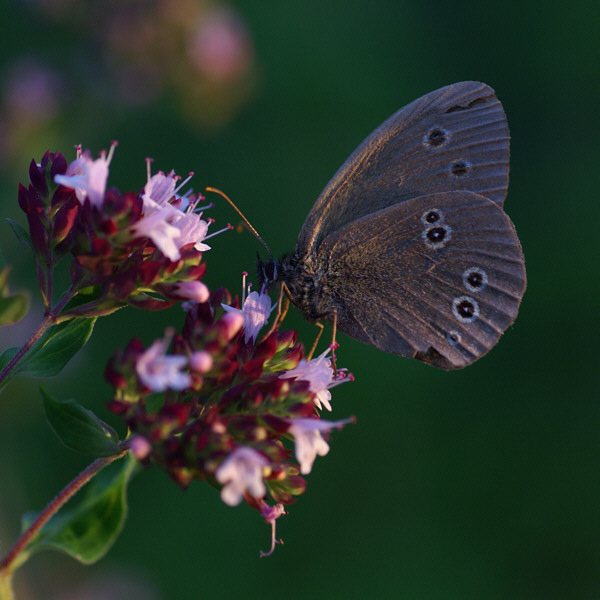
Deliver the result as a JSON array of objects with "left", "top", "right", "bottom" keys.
[
  {"left": 143, "top": 172, "right": 176, "bottom": 208},
  {"left": 136, "top": 339, "right": 191, "bottom": 392},
  {"left": 288, "top": 419, "right": 332, "bottom": 474},
  {"left": 241, "top": 291, "right": 272, "bottom": 343},
  {"left": 280, "top": 349, "right": 335, "bottom": 410},
  {"left": 55, "top": 152, "right": 110, "bottom": 207},
  {"left": 215, "top": 447, "right": 269, "bottom": 506}
]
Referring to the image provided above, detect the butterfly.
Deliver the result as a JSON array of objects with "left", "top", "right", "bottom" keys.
[{"left": 256, "top": 81, "right": 526, "bottom": 369}]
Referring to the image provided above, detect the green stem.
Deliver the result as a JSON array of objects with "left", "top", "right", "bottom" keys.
[
  {"left": 0, "top": 448, "right": 128, "bottom": 577},
  {"left": 0, "top": 570, "right": 14, "bottom": 600},
  {"left": 51, "top": 285, "right": 76, "bottom": 316}
]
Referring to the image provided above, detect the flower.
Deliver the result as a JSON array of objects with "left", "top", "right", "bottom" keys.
[
  {"left": 215, "top": 446, "right": 269, "bottom": 506},
  {"left": 54, "top": 145, "right": 115, "bottom": 207},
  {"left": 288, "top": 417, "right": 350, "bottom": 475},
  {"left": 133, "top": 172, "right": 211, "bottom": 261},
  {"left": 131, "top": 205, "right": 182, "bottom": 260},
  {"left": 171, "top": 210, "right": 211, "bottom": 252},
  {"left": 255, "top": 500, "right": 286, "bottom": 558},
  {"left": 223, "top": 289, "right": 272, "bottom": 344},
  {"left": 279, "top": 349, "right": 336, "bottom": 411},
  {"left": 135, "top": 337, "right": 191, "bottom": 392},
  {"left": 142, "top": 171, "right": 177, "bottom": 207}
]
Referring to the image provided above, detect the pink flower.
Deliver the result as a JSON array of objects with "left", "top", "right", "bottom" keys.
[
  {"left": 222, "top": 289, "right": 273, "bottom": 344},
  {"left": 279, "top": 349, "right": 336, "bottom": 411},
  {"left": 136, "top": 337, "right": 191, "bottom": 392},
  {"left": 134, "top": 171, "right": 211, "bottom": 261},
  {"left": 132, "top": 206, "right": 182, "bottom": 260},
  {"left": 54, "top": 145, "right": 115, "bottom": 207},
  {"left": 288, "top": 417, "right": 351, "bottom": 475},
  {"left": 170, "top": 209, "right": 211, "bottom": 252},
  {"left": 142, "top": 171, "right": 177, "bottom": 207},
  {"left": 215, "top": 447, "right": 269, "bottom": 506}
]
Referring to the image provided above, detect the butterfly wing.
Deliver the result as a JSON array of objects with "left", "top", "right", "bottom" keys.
[
  {"left": 316, "top": 191, "right": 526, "bottom": 369},
  {"left": 297, "top": 81, "right": 510, "bottom": 258}
]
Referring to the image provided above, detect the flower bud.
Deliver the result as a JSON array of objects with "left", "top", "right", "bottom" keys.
[
  {"left": 129, "top": 435, "right": 152, "bottom": 460},
  {"left": 190, "top": 350, "right": 213, "bottom": 373},
  {"left": 176, "top": 280, "right": 209, "bottom": 302},
  {"left": 221, "top": 310, "right": 244, "bottom": 340}
]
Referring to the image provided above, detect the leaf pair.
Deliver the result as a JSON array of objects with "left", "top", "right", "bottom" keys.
[{"left": 10, "top": 391, "right": 135, "bottom": 567}]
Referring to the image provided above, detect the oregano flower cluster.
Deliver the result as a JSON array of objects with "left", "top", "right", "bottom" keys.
[{"left": 14, "top": 144, "right": 354, "bottom": 555}]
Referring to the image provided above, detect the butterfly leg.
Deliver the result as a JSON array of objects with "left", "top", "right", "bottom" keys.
[
  {"left": 279, "top": 295, "right": 290, "bottom": 325},
  {"left": 306, "top": 321, "right": 323, "bottom": 360},
  {"left": 260, "top": 283, "right": 287, "bottom": 341},
  {"left": 329, "top": 310, "right": 339, "bottom": 376},
  {"left": 308, "top": 312, "right": 339, "bottom": 373},
  {"left": 260, "top": 282, "right": 293, "bottom": 342}
]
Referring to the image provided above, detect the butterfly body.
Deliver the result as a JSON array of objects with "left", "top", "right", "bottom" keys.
[
  {"left": 257, "top": 82, "right": 526, "bottom": 369},
  {"left": 258, "top": 252, "right": 334, "bottom": 321}
]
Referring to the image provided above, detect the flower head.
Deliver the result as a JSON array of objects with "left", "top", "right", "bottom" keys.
[
  {"left": 215, "top": 446, "right": 269, "bottom": 506},
  {"left": 142, "top": 171, "right": 177, "bottom": 208},
  {"left": 223, "top": 289, "right": 273, "bottom": 344},
  {"left": 133, "top": 172, "right": 211, "bottom": 262},
  {"left": 279, "top": 349, "right": 337, "bottom": 411},
  {"left": 54, "top": 144, "right": 115, "bottom": 207},
  {"left": 135, "top": 336, "right": 191, "bottom": 392},
  {"left": 288, "top": 417, "right": 352, "bottom": 474}
]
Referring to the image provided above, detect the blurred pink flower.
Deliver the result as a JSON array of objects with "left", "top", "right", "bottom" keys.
[
  {"left": 188, "top": 7, "right": 254, "bottom": 82},
  {"left": 216, "top": 446, "right": 268, "bottom": 506}
]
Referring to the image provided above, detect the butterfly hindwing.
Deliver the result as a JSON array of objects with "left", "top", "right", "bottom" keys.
[{"left": 316, "top": 191, "right": 525, "bottom": 368}]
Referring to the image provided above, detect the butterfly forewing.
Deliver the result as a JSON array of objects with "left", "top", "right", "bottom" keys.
[
  {"left": 317, "top": 191, "right": 525, "bottom": 368},
  {"left": 297, "top": 81, "right": 510, "bottom": 257}
]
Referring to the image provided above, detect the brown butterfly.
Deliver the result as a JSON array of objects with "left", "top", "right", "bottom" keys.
[{"left": 257, "top": 81, "right": 526, "bottom": 369}]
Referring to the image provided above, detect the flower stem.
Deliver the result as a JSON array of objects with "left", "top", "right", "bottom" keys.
[
  {"left": 51, "top": 285, "right": 76, "bottom": 316},
  {"left": 0, "top": 571, "right": 14, "bottom": 600},
  {"left": 0, "top": 448, "right": 128, "bottom": 576}
]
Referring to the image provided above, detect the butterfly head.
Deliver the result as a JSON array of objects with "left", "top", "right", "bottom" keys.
[{"left": 256, "top": 253, "right": 281, "bottom": 291}]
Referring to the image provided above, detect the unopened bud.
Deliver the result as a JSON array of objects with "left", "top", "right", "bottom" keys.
[
  {"left": 176, "top": 281, "right": 209, "bottom": 302},
  {"left": 190, "top": 350, "right": 214, "bottom": 373},
  {"left": 129, "top": 435, "right": 152, "bottom": 460},
  {"left": 221, "top": 311, "right": 244, "bottom": 340}
]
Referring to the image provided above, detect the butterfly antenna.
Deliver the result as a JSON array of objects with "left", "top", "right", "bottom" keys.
[{"left": 205, "top": 186, "right": 273, "bottom": 260}]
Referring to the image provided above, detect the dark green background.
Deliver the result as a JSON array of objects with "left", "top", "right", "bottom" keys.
[{"left": 0, "top": 2, "right": 598, "bottom": 599}]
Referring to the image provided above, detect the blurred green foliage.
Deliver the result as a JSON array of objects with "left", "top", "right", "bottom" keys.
[{"left": 0, "top": 1, "right": 598, "bottom": 599}]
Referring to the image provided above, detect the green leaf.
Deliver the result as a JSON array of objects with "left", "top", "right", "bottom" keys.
[
  {"left": 0, "top": 319, "right": 96, "bottom": 394},
  {"left": 21, "top": 453, "right": 137, "bottom": 565},
  {"left": 0, "top": 346, "right": 19, "bottom": 393},
  {"left": 60, "top": 286, "right": 102, "bottom": 311},
  {"left": 6, "top": 218, "right": 32, "bottom": 248},
  {"left": 0, "top": 294, "right": 29, "bottom": 326},
  {"left": 42, "top": 389, "right": 120, "bottom": 457},
  {"left": 0, "top": 346, "right": 18, "bottom": 372},
  {"left": 17, "top": 317, "right": 96, "bottom": 378}
]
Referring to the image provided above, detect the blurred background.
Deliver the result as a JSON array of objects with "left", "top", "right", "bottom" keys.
[{"left": 0, "top": 1, "right": 598, "bottom": 598}]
